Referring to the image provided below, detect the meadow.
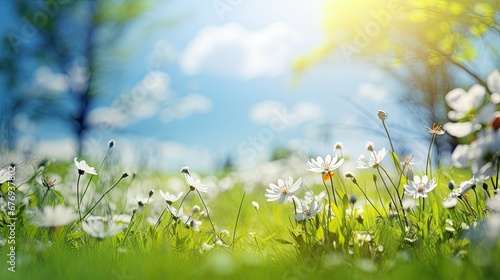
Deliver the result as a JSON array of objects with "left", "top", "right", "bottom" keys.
[{"left": 1, "top": 73, "right": 500, "bottom": 280}]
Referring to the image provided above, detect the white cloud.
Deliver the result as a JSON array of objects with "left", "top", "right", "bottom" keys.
[
  {"left": 249, "top": 100, "right": 323, "bottom": 126},
  {"left": 160, "top": 93, "right": 213, "bottom": 123},
  {"left": 249, "top": 100, "right": 285, "bottom": 124},
  {"left": 357, "top": 83, "right": 388, "bottom": 100},
  {"left": 30, "top": 137, "right": 77, "bottom": 160},
  {"left": 180, "top": 22, "right": 300, "bottom": 79},
  {"left": 33, "top": 66, "right": 69, "bottom": 94},
  {"left": 148, "top": 39, "right": 177, "bottom": 67},
  {"left": 82, "top": 137, "right": 216, "bottom": 172}
]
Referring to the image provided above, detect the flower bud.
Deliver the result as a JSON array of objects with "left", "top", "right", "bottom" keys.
[{"left": 377, "top": 110, "right": 387, "bottom": 121}]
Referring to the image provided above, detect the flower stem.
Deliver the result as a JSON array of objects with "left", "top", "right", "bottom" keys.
[
  {"left": 373, "top": 179, "right": 389, "bottom": 218},
  {"left": 329, "top": 176, "right": 338, "bottom": 206},
  {"left": 196, "top": 189, "right": 223, "bottom": 243},
  {"left": 381, "top": 119, "right": 396, "bottom": 154},
  {"left": 76, "top": 174, "right": 82, "bottom": 222},
  {"left": 79, "top": 174, "right": 126, "bottom": 222},
  {"left": 232, "top": 192, "right": 246, "bottom": 246},
  {"left": 164, "top": 190, "right": 191, "bottom": 231},
  {"left": 352, "top": 180, "right": 384, "bottom": 218},
  {"left": 425, "top": 134, "right": 436, "bottom": 177}
]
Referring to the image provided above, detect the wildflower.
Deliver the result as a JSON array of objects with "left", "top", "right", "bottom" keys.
[
  {"left": 344, "top": 172, "right": 357, "bottom": 184},
  {"left": 265, "top": 177, "right": 302, "bottom": 204},
  {"left": 403, "top": 175, "right": 437, "bottom": 199},
  {"left": 135, "top": 194, "right": 153, "bottom": 207},
  {"left": 451, "top": 145, "right": 471, "bottom": 168},
  {"left": 461, "top": 222, "right": 469, "bottom": 230},
  {"left": 365, "top": 142, "right": 375, "bottom": 152},
  {"left": 469, "top": 129, "right": 500, "bottom": 181},
  {"left": 160, "top": 190, "right": 183, "bottom": 204},
  {"left": 425, "top": 123, "right": 445, "bottom": 135},
  {"left": 442, "top": 197, "right": 458, "bottom": 209},
  {"left": 402, "top": 198, "right": 417, "bottom": 211},
  {"left": 334, "top": 141, "right": 344, "bottom": 150},
  {"left": 41, "top": 176, "right": 57, "bottom": 189},
  {"left": 251, "top": 201, "right": 260, "bottom": 210},
  {"left": 200, "top": 242, "right": 215, "bottom": 253},
  {"left": 74, "top": 157, "right": 97, "bottom": 175},
  {"left": 443, "top": 84, "right": 495, "bottom": 138},
  {"left": 377, "top": 110, "right": 387, "bottom": 121},
  {"left": 486, "top": 195, "right": 500, "bottom": 213},
  {"left": 165, "top": 204, "right": 181, "bottom": 218},
  {"left": 485, "top": 215, "right": 500, "bottom": 240},
  {"left": 346, "top": 207, "right": 364, "bottom": 223},
  {"left": 401, "top": 154, "right": 415, "bottom": 178},
  {"left": 294, "top": 201, "right": 323, "bottom": 221},
  {"left": 180, "top": 166, "right": 190, "bottom": 175},
  {"left": 445, "top": 219, "right": 455, "bottom": 232},
  {"left": 192, "top": 205, "right": 201, "bottom": 214},
  {"left": 184, "top": 173, "right": 207, "bottom": 192},
  {"left": 446, "top": 179, "right": 475, "bottom": 199},
  {"left": 355, "top": 232, "right": 372, "bottom": 246},
  {"left": 31, "top": 205, "right": 78, "bottom": 228},
  {"left": 187, "top": 218, "right": 202, "bottom": 230},
  {"left": 112, "top": 214, "right": 132, "bottom": 224},
  {"left": 307, "top": 154, "right": 344, "bottom": 181},
  {"left": 357, "top": 147, "right": 387, "bottom": 169},
  {"left": 303, "top": 190, "right": 327, "bottom": 204},
  {"left": 487, "top": 69, "right": 499, "bottom": 95},
  {"left": 83, "top": 220, "right": 125, "bottom": 239}
]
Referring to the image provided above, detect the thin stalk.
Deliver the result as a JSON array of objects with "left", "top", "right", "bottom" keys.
[
  {"left": 231, "top": 192, "right": 246, "bottom": 246},
  {"left": 164, "top": 190, "right": 192, "bottom": 231},
  {"left": 352, "top": 180, "right": 383, "bottom": 218},
  {"left": 329, "top": 175, "right": 338, "bottom": 206},
  {"left": 39, "top": 188, "right": 50, "bottom": 208},
  {"left": 381, "top": 119, "right": 396, "bottom": 154},
  {"left": 120, "top": 209, "right": 137, "bottom": 247},
  {"left": 425, "top": 134, "right": 436, "bottom": 177},
  {"left": 321, "top": 178, "right": 333, "bottom": 230},
  {"left": 323, "top": 177, "right": 337, "bottom": 206},
  {"left": 195, "top": 189, "right": 223, "bottom": 243},
  {"left": 378, "top": 168, "right": 408, "bottom": 228},
  {"left": 76, "top": 174, "right": 82, "bottom": 221},
  {"left": 79, "top": 174, "right": 127, "bottom": 222},
  {"left": 373, "top": 179, "right": 389, "bottom": 218}
]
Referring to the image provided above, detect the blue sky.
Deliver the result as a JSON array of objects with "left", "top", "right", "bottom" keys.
[{"left": 1, "top": 1, "right": 431, "bottom": 172}]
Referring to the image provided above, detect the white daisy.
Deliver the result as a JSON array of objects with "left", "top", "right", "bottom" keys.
[
  {"left": 74, "top": 157, "right": 97, "bottom": 175},
  {"left": 357, "top": 147, "right": 387, "bottom": 169},
  {"left": 403, "top": 175, "right": 437, "bottom": 199},
  {"left": 265, "top": 177, "right": 302, "bottom": 204},
  {"left": 31, "top": 205, "right": 78, "bottom": 228},
  {"left": 294, "top": 201, "right": 323, "bottom": 221}
]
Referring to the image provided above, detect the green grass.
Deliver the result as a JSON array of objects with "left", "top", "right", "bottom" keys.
[{"left": 1, "top": 155, "right": 499, "bottom": 280}]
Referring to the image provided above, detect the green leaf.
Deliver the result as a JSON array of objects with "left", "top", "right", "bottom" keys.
[{"left": 390, "top": 152, "right": 403, "bottom": 175}]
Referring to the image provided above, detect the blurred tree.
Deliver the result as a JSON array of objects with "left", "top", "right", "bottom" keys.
[
  {"left": 0, "top": 0, "right": 157, "bottom": 155},
  {"left": 295, "top": 0, "right": 499, "bottom": 156}
]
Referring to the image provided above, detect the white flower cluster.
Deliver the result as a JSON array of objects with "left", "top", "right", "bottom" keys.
[{"left": 445, "top": 70, "right": 500, "bottom": 181}]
